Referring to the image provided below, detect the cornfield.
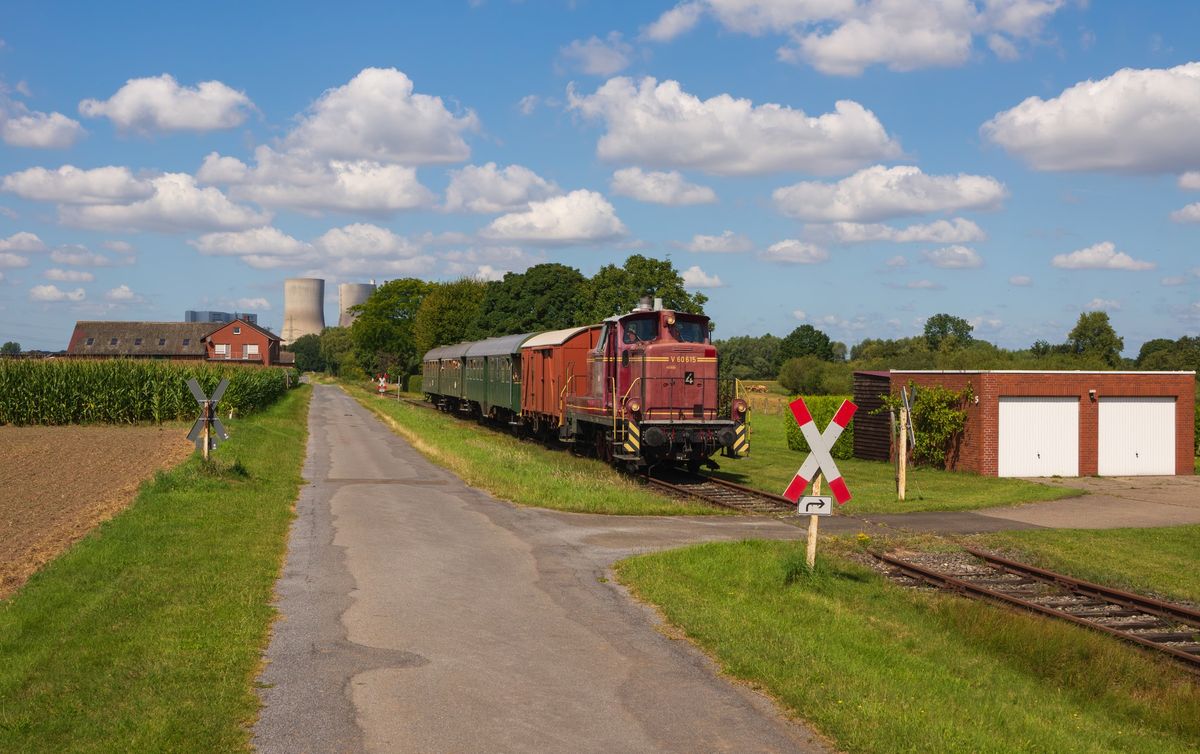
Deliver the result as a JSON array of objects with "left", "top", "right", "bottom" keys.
[{"left": 0, "top": 360, "right": 300, "bottom": 425}]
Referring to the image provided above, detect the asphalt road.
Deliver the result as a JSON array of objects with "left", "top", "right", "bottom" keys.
[{"left": 253, "top": 385, "right": 828, "bottom": 753}]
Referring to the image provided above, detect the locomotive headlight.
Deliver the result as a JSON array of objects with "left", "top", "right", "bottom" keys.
[
  {"left": 732, "top": 399, "right": 749, "bottom": 418},
  {"left": 627, "top": 398, "right": 641, "bottom": 414}
]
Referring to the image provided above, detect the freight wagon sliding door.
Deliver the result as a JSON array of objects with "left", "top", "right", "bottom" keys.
[
  {"left": 997, "top": 397, "right": 1079, "bottom": 477},
  {"left": 1098, "top": 397, "right": 1175, "bottom": 475}
]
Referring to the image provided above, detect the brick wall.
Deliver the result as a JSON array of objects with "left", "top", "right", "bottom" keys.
[{"left": 892, "top": 371, "right": 1195, "bottom": 477}]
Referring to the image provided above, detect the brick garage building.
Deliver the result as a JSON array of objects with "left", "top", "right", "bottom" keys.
[
  {"left": 201, "top": 319, "right": 284, "bottom": 367},
  {"left": 855, "top": 370, "right": 1195, "bottom": 477}
]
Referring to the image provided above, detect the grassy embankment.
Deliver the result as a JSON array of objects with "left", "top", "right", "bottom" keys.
[
  {"left": 0, "top": 386, "right": 311, "bottom": 753},
  {"left": 617, "top": 539, "right": 1200, "bottom": 754},
  {"left": 719, "top": 403, "right": 1083, "bottom": 513},
  {"left": 342, "top": 381, "right": 723, "bottom": 515}
]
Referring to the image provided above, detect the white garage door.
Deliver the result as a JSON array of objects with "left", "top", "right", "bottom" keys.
[
  {"left": 998, "top": 397, "right": 1079, "bottom": 477},
  {"left": 1098, "top": 397, "right": 1176, "bottom": 476}
]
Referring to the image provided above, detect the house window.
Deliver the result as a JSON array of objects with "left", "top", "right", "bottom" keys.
[
  {"left": 233, "top": 326, "right": 241, "bottom": 334},
  {"left": 158, "top": 338, "right": 166, "bottom": 346},
  {"left": 110, "top": 338, "right": 118, "bottom": 346},
  {"left": 182, "top": 338, "right": 191, "bottom": 346},
  {"left": 246, "top": 343, "right": 259, "bottom": 357},
  {"left": 85, "top": 337, "right": 94, "bottom": 346},
  {"left": 134, "top": 338, "right": 143, "bottom": 346},
  {"left": 215, "top": 343, "right": 228, "bottom": 356}
]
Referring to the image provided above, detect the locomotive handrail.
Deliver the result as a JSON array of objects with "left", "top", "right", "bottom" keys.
[{"left": 621, "top": 377, "right": 642, "bottom": 406}]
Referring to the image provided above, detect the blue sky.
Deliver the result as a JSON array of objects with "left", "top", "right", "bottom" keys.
[{"left": 1, "top": 1, "right": 1198, "bottom": 352}]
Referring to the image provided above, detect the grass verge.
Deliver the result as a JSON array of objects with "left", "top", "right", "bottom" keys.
[
  {"left": 617, "top": 540, "right": 1200, "bottom": 754},
  {"left": 0, "top": 385, "right": 311, "bottom": 753},
  {"left": 716, "top": 409, "right": 1083, "bottom": 513},
  {"left": 972, "top": 525, "right": 1200, "bottom": 603},
  {"left": 342, "top": 381, "right": 724, "bottom": 516}
]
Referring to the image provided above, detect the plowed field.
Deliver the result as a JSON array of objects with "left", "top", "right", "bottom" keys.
[{"left": 0, "top": 425, "right": 192, "bottom": 599}]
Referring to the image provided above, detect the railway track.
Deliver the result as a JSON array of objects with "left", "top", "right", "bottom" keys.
[
  {"left": 874, "top": 548, "right": 1200, "bottom": 673},
  {"left": 646, "top": 469, "right": 797, "bottom": 516}
]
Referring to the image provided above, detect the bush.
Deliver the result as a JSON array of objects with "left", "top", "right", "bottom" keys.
[
  {"left": 407, "top": 374, "right": 423, "bottom": 394},
  {"left": 778, "top": 356, "right": 825, "bottom": 395},
  {"left": 0, "top": 360, "right": 297, "bottom": 426},
  {"left": 785, "top": 394, "right": 854, "bottom": 459}
]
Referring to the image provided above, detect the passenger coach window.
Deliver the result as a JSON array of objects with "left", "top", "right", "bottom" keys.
[
  {"left": 623, "top": 316, "right": 658, "bottom": 343},
  {"left": 672, "top": 320, "right": 707, "bottom": 343}
]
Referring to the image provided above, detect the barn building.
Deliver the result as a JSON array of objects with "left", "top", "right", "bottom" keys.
[
  {"left": 66, "top": 319, "right": 292, "bottom": 367},
  {"left": 852, "top": 370, "right": 1196, "bottom": 477}
]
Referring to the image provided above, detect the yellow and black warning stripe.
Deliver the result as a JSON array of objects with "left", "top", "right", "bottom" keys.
[
  {"left": 732, "top": 422, "right": 749, "bottom": 457},
  {"left": 623, "top": 420, "right": 641, "bottom": 455}
]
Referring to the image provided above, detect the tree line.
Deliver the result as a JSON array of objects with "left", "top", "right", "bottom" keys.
[
  {"left": 718, "top": 311, "right": 1200, "bottom": 396},
  {"left": 286, "top": 255, "right": 707, "bottom": 380}
]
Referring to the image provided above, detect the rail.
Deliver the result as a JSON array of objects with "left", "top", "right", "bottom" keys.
[{"left": 874, "top": 549, "right": 1200, "bottom": 672}]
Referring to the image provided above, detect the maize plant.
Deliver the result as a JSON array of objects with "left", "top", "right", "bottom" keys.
[{"left": 0, "top": 359, "right": 299, "bottom": 425}]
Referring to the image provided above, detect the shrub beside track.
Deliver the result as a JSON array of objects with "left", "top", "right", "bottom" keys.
[{"left": 0, "top": 360, "right": 299, "bottom": 425}]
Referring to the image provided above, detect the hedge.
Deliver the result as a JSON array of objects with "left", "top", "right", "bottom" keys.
[
  {"left": 0, "top": 359, "right": 300, "bottom": 426},
  {"left": 785, "top": 394, "right": 854, "bottom": 460},
  {"left": 407, "top": 374, "right": 423, "bottom": 394}
]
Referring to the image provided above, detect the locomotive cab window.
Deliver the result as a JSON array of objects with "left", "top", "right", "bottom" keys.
[
  {"left": 622, "top": 316, "right": 658, "bottom": 344},
  {"left": 670, "top": 318, "right": 708, "bottom": 344}
]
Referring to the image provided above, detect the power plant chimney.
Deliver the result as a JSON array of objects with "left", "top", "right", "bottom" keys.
[
  {"left": 338, "top": 282, "right": 376, "bottom": 328},
  {"left": 282, "top": 277, "right": 326, "bottom": 345}
]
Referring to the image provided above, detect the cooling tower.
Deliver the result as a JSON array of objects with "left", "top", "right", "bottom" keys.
[
  {"left": 338, "top": 282, "right": 376, "bottom": 328},
  {"left": 282, "top": 277, "right": 326, "bottom": 345}
]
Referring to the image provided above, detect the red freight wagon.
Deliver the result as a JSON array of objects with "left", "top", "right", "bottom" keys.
[{"left": 520, "top": 325, "right": 602, "bottom": 433}]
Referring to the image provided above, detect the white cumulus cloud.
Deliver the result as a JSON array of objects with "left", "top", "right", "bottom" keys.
[
  {"left": 80, "top": 74, "right": 253, "bottom": 133},
  {"left": 610, "top": 168, "right": 716, "bottom": 205},
  {"left": 313, "top": 223, "right": 423, "bottom": 258},
  {"left": 50, "top": 246, "right": 114, "bottom": 266},
  {"left": 444, "top": 163, "right": 560, "bottom": 213},
  {"left": 0, "top": 252, "right": 30, "bottom": 268},
  {"left": 283, "top": 67, "right": 478, "bottom": 164},
  {"left": 1170, "top": 203, "right": 1200, "bottom": 223},
  {"left": 1009, "top": 274, "right": 1032, "bottom": 286},
  {"left": 59, "top": 173, "right": 270, "bottom": 232},
  {"left": 104, "top": 284, "right": 140, "bottom": 302},
  {"left": 2, "top": 165, "right": 154, "bottom": 205},
  {"left": 760, "top": 239, "right": 829, "bottom": 264},
  {"left": 560, "top": 32, "right": 633, "bottom": 76},
  {"left": 237, "top": 297, "right": 270, "bottom": 310},
  {"left": 1180, "top": 171, "right": 1200, "bottom": 190},
  {"left": 774, "top": 165, "right": 1007, "bottom": 222},
  {"left": 568, "top": 76, "right": 900, "bottom": 175},
  {"left": 645, "top": 1, "right": 1066, "bottom": 74},
  {"left": 679, "top": 230, "right": 752, "bottom": 253},
  {"left": 681, "top": 265, "right": 724, "bottom": 288},
  {"left": 29, "top": 284, "right": 85, "bottom": 302},
  {"left": 102, "top": 240, "right": 135, "bottom": 254},
  {"left": 642, "top": 2, "right": 704, "bottom": 41},
  {"left": 0, "top": 231, "right": 47, "bottom": 252},
  {"left": 191, "top": 228, "right": 303, "bottom": 270},
  {"left": 44, "top": 268, "right": 94, "bottom": 282},
  {"left": 1051, "top": 241, "right": 1155, "bottom": 271},
  {"left": 2, "top": 109, "right": 85, "bottom": 148},
  {"left": 922, "top": 245, "right": 983, "bottom": 269},
  {"left": 808, "top": 217, "right": 986, "bottom": 244},
  {"left": 481, "top": 190, "right": 627, "bottom": 245},
  {"left": 1084, "top": 297, "right": 1120, "bottom": 311},
  {"left": 199, "top": 147, "right": 434, "bottom": 214},
  {"left": 983, "top": 62, "right": 1200, "bottom": 173}
]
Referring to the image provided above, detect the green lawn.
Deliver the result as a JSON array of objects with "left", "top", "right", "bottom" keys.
[
  {"left": 713, "top": 409, "right": 1084, "bottom": 513},
  {"left": 0, "top": 386, "right": 311, "bottom": 753},
  {"left": 617, "top": 540, "right": 1200, "bottom": 754},
  {"left": 343, "top": 382, "right": 726, "bottom": 516},
  {"left": 972, "top": 525, "right": 1200, "bottom": 603}
]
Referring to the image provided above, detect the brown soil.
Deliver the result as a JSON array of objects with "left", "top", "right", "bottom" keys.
[{"left": 0, "top": 425, "right": 193, "bottom": 599}]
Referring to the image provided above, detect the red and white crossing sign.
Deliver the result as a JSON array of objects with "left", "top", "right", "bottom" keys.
[{"left": 783, "top": 397, "right": 858, "bottom": 505}]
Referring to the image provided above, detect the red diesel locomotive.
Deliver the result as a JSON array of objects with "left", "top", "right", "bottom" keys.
[{"left": 423, "top": 298, "right": 749, "bottom": 472}]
